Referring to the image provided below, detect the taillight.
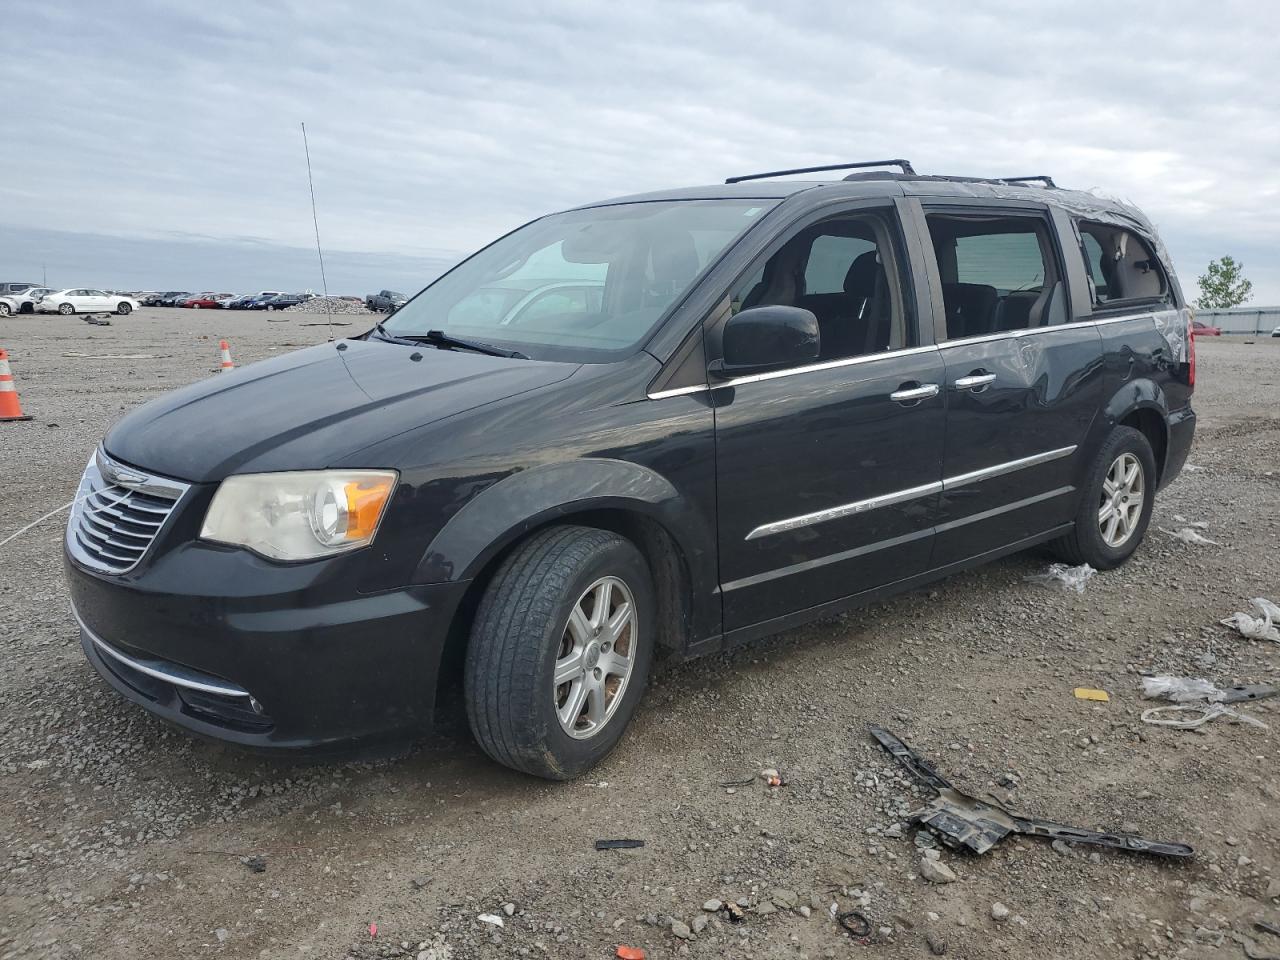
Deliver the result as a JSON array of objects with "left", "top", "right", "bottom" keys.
[{"left": 1187, "top": 314, "right": 1196, "bottom": 389}]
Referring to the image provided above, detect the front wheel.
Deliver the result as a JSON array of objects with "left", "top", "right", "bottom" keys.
[
  {"left": 1051, "top": 426, "right": 1157, "bottom": 569},
  {"left": 58, "top": 302, "right": 74, "bottom": 315},
  {"left": 116, "top": 302, "right": 132, "bottom": 315},
  {"left": 0, "top": 302, "right": 10, "bottom": 317},
  {"left": 464, "top": 526, "right": 655, "bottom": 780}
]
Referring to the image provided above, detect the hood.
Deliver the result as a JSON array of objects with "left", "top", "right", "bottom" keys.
[{"left": 104, "top": 338, "right": 578, "bottom": 482}]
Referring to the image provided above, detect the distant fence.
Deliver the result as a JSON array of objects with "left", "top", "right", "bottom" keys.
[{"left": 1192, "top": 306, "right": 1280, "bottom": 335}]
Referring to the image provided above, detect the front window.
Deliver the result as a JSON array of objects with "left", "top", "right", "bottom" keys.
[{"left": 384, "top": 200, "right": 774, "bottom": 361}]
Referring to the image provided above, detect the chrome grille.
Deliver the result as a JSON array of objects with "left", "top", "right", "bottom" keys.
[{"left": 67, "top": 449, "right": 189, "bottom": 574}]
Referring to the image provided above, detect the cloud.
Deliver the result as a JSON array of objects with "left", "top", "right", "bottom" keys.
[{"left": 1, "top": 0, "right": 1277, "bottom": 301}]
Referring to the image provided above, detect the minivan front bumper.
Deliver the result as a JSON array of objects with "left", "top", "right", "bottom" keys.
[{"left": 65, "top": 548, "right": 470, "bottom": 753}]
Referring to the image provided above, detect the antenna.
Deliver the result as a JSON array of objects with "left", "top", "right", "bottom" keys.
[{"left": 300, "top": 122, "right": 335, "bottom": 340}]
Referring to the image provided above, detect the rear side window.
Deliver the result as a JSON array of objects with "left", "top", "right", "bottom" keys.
[
  {"left": 1077, "top": 221, "right": 1169, "bottom": 307},
  {"left": 925, "top": 213, "right": 1066, "bottom": 339}
]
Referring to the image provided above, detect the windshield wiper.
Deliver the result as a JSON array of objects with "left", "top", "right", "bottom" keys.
[{"left": 406, "top": 329, "right": 526, "bottom": 359}]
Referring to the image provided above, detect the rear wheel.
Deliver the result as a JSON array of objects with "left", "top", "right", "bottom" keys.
[
  {"left": 116, "top": 302, "right": 132, "bottom": 315},
  {"left": 1051, "top": 426, "right": 1156, "bottom": 569},
  {"left": 58, "top": 302, "right": 74, "bottom": 315},
  {"left": 464, "top": 525, "right": 655, "bottom": 780}
]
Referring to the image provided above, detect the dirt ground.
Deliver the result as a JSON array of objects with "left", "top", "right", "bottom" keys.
[{"left": 1, "top": 309, "right": 1278, "bottom": 960}]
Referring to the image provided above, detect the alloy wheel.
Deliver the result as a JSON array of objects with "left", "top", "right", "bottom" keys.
[
  {"left": 1098, "top": 452, "right": 1144, "bottom": 547},
  {"left": 553, "top": 575, "right": 637, "bottom": 740}
]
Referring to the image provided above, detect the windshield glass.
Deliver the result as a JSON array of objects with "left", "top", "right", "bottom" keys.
[{"left": 384, "top": 199, "right": 774, "bottom": 361}]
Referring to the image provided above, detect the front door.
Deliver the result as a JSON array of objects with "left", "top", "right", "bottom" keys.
[
  {"left": 914, "top": 203, "right": 1105, "bottom": 566},
  {"left": 710, "top": 202, "right": 945, "bottom": 632}
]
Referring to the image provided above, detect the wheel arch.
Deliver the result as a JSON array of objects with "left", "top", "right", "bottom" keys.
[{"left": 1101, "top": 379, "right": 1170, "bottom": 484}]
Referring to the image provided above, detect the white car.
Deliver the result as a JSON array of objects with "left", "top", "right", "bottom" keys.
[
  {"left": 0, "top": 296, "right": 18, "bottom": 317},
  {"left": 36, "top": 289, "right": 140, "bottom": 316},
  {"left": 1272, "top": 325, "right": 1280, "bottom": 338},
  {"left": 4, "top": 286, "right": 58, "bottom": 314}
]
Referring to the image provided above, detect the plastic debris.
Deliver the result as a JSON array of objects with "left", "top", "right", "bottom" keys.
[
  {"left": 1142, "top": 676, "right": 1226, "bottom": 702},
  {"left": 838, "top": 910, "right": 872, "bottom": 939},
  {"left": 477, "top": 914, "right": 505, "bottom": 927},
  {"left": 595, "top": 839, "right": 645, "bottom": 850},
  {"left": 1162, "top": 527, "right": 1219, "bottom": 546},
  {"left": 1171, "top": 514, "right": 1210, "bottom": 529},
  {"left": 1141, "top": 703, "right": 1268, "bottom": 730},
  {"left": 1025, "top": 562, "right": 1096, "bottom": 593},
  {"left": 1221, "top": 598, "right": 1280, "bottom": 642},
  {"left": 616, "top": 947, "right": 646, "bottom": 960},
  {"left": 368, "top": 922, "right": 377, "bottom": 938},
  {"left": 1073, "top": 687, "right": 1110, "bottom": 702}
]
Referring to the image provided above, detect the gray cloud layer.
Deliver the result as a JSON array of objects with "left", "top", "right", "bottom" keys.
[{"left": 2, "top": 0, "right": 1277, "bottom": 301}]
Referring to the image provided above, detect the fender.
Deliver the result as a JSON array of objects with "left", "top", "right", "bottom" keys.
[
  {"left": 414, "top": 458, "right": 712, "bottom": 588},
  {"left": 1074, "top": 377, "right": 1169, "bottom": 485}
]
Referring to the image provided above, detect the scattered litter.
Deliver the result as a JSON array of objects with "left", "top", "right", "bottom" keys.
[
  {"left": 1141, "top": 703, "right": 1268, "bottom": 730},
  {"left": 1221, "top": 599, "right": 1280, "bottom": 643},
  {"left": 869, "top": 725, "right": 1193, "bottom": 857},
  {"left": 477, "top": 914, "right": 504, "bottom": 928},
  {"left": 838, "top": 910, "right": 872, "bottom": 939},
  {"left": 62, "top": 352, "right": 159, "bottom": 359},
  {"left": 1171, "top": 514, "right": 1210, "bottom": 529},
  {"left": 1073, "top": 687, "right": 1110, "bottom": 702},
  {"left": 242, "top": 855, "right": 267, "bottom": 873},
  {"left": 595, "top": 839, "right": 645, "bottom": 850},
  {"left": 1162, "top": 527, "right": 1219, "bottom": 546},
  {"left": 0, "top": 500, "right": 74, "bottom": 550},
  {"left": 1142, "top": 675, "right": 1280, "bottom": 704},
  {"left": 616, "top": 947, "right": 646, "bottom": 960},
  {"left": 368, "top": 922, "right": 377, "bottom": 938},
  {"left": 1183, "top": 463, "right": 1206, "bottom": 472},
  {"left": 723, "top": 901, "right": 746, "bottom": 923},
  {"left": 83, "top": 316, "right": 111, "bottom": 326},
  {"left": 1025, "top": 562, "right": 1095, "bottom": 593},
  {"left": 718, "top": 776, "right": 755, "bottom": 788}
]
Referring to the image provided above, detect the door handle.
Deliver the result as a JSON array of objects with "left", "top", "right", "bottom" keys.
[
  {"left": 889, "top": 383, "right": 940, "bottom": 403},
  {"left": 954, "top": 373, "right": 997, "bottom": 390}
]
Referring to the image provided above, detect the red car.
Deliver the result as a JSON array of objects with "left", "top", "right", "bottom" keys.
[
  {"left": 185, "top": 294, "right": 234, "bottom": 309},
  {"left": 1192, "top": 320, "right": 1222, "bottom": 336}
]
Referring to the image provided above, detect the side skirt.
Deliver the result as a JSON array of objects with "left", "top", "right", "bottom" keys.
[{"left": 705, "top": 523, "right": 1074, "bottom": 654}]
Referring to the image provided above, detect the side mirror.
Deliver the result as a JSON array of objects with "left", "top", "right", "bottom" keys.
[{"left": 713, "top": 305, "right": 820, "bottom": 376}]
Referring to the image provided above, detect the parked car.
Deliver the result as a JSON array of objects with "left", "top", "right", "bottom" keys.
[
  {"left": 0, "top": 296, "right": 17, "bottom": 317},
  {"left": 64, "top": 161, "right": 1196, "bottom": 780},
  {"left": 256, "top": 293, "right": 313, "bottom": 311},
  {"left": 0, "top": 282, "right": 40, "bottom": 298},
  {"left": 4, "top": 287, "right": 58, "bottom": 314},
  {"left": 225, "top": 291, "right": 282, "bottom": 309},
  {"left": 1191, "top": 320, "right": 1221, "bottom": 336},
  {"left": 37, "top": 289, "right": 139, "bottom": 315},
  {"left": 1272, "top": 326, "right": 1280, "bottom": 338},
  {"left": 366, "top": 289, "right": 407, "bottom": 312},
  {"left": 158, "top": 292, "right": 192, "bottom": 307},
  {"left": 185, "top": 294, "right": 235, "bottom": 309}
]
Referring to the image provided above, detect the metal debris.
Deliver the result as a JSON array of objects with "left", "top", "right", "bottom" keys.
[
  {"left": 868, "top": 726, "right": 1193, "bottom": 858},
  {"left": 595, "top": 839, "right": 645, "bottom": 850}
]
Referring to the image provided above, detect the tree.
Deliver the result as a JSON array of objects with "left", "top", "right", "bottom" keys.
[{"left": 1196, "top": 256, "right": 1253, "bottom": 310}]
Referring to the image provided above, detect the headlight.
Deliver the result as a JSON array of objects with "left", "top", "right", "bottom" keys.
[{"left": 200, "top": 470, "right": 398, "bottom": 561}]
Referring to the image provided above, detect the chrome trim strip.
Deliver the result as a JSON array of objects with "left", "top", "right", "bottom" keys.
[
  {"left": 74, "top": 605, "right": 251, "bottom": 699},
  {"left": 744, "top": 444, "right": 1078, "bottom": 541},
  {"left": 941, "top": 445, "right": 1076, "bottom": 489},
  {"left": 96, "top": 448, "right": 187, "bottom": 500},
  {"left": 647, "top": 383, "right": 711, "bottom": 400},
  {"left": 723, "top": 527, "right": 933, "bottom": 592},
  {"left": 711, "top": 344, "right": 940, "bottom": 390},
  {"left": 745, "top": 480, "right": 942, "bottom": 541},
  {"left": 933, "top": 486, "right": 1074, "bottom": 533}
]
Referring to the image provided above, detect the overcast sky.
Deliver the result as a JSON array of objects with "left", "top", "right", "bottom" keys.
[{"left": 2, "top": 0, "right": 1277, "bottom": 303}]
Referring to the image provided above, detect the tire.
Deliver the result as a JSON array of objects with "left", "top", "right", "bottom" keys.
[
  {"left": 464, "top": 525, "right": 655, "bottom": 780},
  {"left": 1051, "top": 426, "right": 1157, "bottom": 569},
  {"left": 192, "top": 303, "right": 200, "bottom": 309},
  {"left": 267, "top": 305, "right": 275, "bottom": 312},
  {"left": 116, "top": 302, "right": 132, "bottom": 315},
  {"left": 58, "top": 302, "right": 74, "bottom": 315},
  {"left": 0, "top": 302, "right": 9, "bottom": 317}
]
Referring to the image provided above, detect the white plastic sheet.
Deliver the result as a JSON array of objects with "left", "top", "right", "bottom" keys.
[
  {"left": 1141, "top": 703, "right": 1268, "bottom": 730},
  {"left": 1141, "top": 675, "right": 1227, "bottom": 703},
  {"left": 1221, "top": 598, "right": 1280, "bottom": 643},
  {"left": 1162, "top": 527, "right": 1219, "bottom": 546},
  {"left": 1025, "top": 562, "right": 1096, "bottom": 594}
]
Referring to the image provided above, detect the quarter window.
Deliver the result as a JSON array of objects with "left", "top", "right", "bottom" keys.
[
  {"left": 1076, "top": 222, "right": 1169, "bottom": 307},
  {"left": 925, "top": 214, "right": 1066, "bottom": 339},
  {"left": 726, "top": 209, "right": 908, "bottom": 363}
]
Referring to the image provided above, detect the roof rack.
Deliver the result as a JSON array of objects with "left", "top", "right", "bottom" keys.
[
  {"left": 997, "top": 175, "right": 1057, "bottom": 188},
  {"left": 725, "top": 159, "right": 916, "bottom": 184}
]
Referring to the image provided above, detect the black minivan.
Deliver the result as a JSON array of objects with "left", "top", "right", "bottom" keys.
[{"left": 65, "top": 160, "right": 1196, "bottom": 779}]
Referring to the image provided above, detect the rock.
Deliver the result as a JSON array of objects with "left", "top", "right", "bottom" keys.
[
  {"left": 926, "top": 933, "right": 948, "bottom": 955},
  {"left": 1051, "top": 839, "right": 1074, "bottom": 856},
  {"left": 770, "top": 889, "right": 799, "bottom": 909},
  {"left": 1266, "top": 878, "right": 1280, "bottom": 900},
  {"left": 919, "top": 857, "right": 958, "bottom": 884},
  {"left": 478, "top": 914, "right": 505, "bottom": 928},
  {"left": 671, "top": 920, "right": 694, "bottom": 940},
  {"left": 410, "top": 875, "right": 429, "bottom": 889},
  {"left": 502, "top": 902, "right": 516, "bottom": 917},
  {"left": 799, "top": 906, "right": 812, "bottom": 918},
  {"left": 883, "top": 823, "right": 904, "bottom": 839},
  {"left": 702, "top": 899, "right": 723, "bottom": 912},
  {"left": 990, "top": 902, "right": 1010, "bottom": 921},
  {"left": 1189, "top": 897, "right": 1209, "bottom": 913},
  {"left": 755, "top": 900, "right": 777, "bottom": 915},
  {"left": 759, "top": 768, "right": 779, "bottom": 781},
  {"left": 215, "top": 928, "right": 229, "bottom": 942},
  {"left": 692, "top": 915, "right": 708, "bottom": 934},
  {"left": 922, "top": 848, "right": 942, "bottom": 861}
]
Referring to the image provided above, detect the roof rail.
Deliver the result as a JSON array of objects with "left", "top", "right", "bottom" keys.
[
  {"left": 725, "top": 159, "right": 916, "bottom": 184},
  {"left": 998, "top": 175, "right": 1057, "bottom": 188}
]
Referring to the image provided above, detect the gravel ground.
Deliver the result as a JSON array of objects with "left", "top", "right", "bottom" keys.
[{"left": 1, "top": 310, "right": 1279, "bottom": 960}]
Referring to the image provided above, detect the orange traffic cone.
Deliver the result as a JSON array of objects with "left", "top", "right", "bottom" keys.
[
  {"left": 219, "top": 339, "right": 234, "bottom": 372},
  {"left": 0, "top": 348, "right": 33, "bottom": 422}
]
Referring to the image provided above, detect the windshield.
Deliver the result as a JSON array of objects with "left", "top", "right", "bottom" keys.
[{"left": 383, "top": 199, "right": 774, "bottom": 361}]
